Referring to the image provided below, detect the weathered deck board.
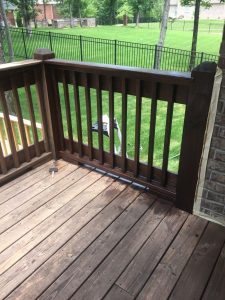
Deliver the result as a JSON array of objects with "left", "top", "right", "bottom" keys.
[{"left": 0, "top": 161, "right": 224, "bottom": 300}]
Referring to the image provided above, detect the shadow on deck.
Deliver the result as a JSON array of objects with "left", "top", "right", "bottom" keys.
[{"left": 0, "top": 160, "right": 224, "bottom": 300}]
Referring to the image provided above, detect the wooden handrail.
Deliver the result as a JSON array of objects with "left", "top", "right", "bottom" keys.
[
  {"left": 0, "top": 49, "right": 216, "bottom": 213},
  {"left": 39, "top": 51, "right": 216, "bottom": 211},
  {"left": 0, "top": 57, "right": 52, "bottom": 181}
]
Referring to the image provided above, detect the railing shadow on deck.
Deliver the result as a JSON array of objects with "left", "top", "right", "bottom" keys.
[{"left": 0, "top": 49, "right": 216, "bottom": 213}]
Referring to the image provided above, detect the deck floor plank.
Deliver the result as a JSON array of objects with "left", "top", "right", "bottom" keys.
[
  {"left": 0, "top": 161, "right": 224, "bottom": 300},
  {"left": 0, "top": 166, "right": 93, "bottom": 253},
  {"left": 0, "top": 179, "right": 128, "bottom": 299},
  {"left": 0, "top": 160, "right": 68, "bottom": 218},
  {"left": 169, "top": 222, "right": 225, "bottom": 300},
  {"left": 0, "top": 160, "right": 52, "bottom": 193},
  {"left": 70, "top": 200, "right": 172, "bottom": 300},
  {"left": 0, "top": 175, "right": 115, "bottom": 276},
  {"left": 202, "top": 242, "right": 225, "bottom": 300},
  {"left": 136, "top": 215, "right": 208, "bottom": 300},
  {"left": 116, "top": 207, "right": 188, "bottom": 297},
  {"left": 38, "top": 193, "right": 155, "bottom": 300},
  {"left": 0, "top": 163, "right": 79, "bottom": 234},
  {"left": 0, "top": 160, "right": 61, "bottom": 203}
]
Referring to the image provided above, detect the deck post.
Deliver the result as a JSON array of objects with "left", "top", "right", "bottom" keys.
[
  {"left": 176, "top": 62, "right": 217, "bottom": 213},
  {"left": 33, "top": 48, "right": 63, "bottom": 159}
]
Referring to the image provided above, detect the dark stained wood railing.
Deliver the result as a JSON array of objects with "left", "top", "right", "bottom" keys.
[
  {"left": 0, "top": 50, "right": 216, "bottom": 213},
  {"left": 0, "top": 60, "right": 52, "bottom": 185}
]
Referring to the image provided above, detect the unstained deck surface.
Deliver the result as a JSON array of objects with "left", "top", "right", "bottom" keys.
[{"left": 0, "top": 160, "right": 225, "bottom": 300}]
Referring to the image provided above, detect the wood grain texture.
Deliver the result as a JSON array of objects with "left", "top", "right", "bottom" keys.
[
  {"left": 71, "top": 200, "right": 172, "bottom": 300},
  {"left": 169, "top": 222, "right": 225, "bottom": 300},
  {"left": 3, "top": 182, "right": 130, "bottom": 299},
  {"left": 104, "top": 284, "right": 134, "bottom": 300},
  {"left": 39, "top": 192, "right": 154, "bottom": 300},
  {"left": 116, "top": 207, "right": 188, "bottom": 297},
  {"left": 136, "top": 215, "right": 207, "bottom": 300},
  {"left": 202, "top": 243, "right": 225, "bottom": 300}
]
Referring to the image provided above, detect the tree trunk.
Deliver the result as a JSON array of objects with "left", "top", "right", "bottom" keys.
[
  {"left": 43, "top": 0, "right": 47, "bottom": 20},
  {"left": 189, "top": 0, "right": 200, "bottom": 70},
  {"left": 123, "top": 14, "right": 128, "bottom": 26},
  {"left": 155, "top": 0, "right": 170, "bottom": 69},
  {"left": 0, "top": 0, "right": 16, "bottom": 115},
  {"left": 69, "top": 0, "right": 72, "bottom": 28},
  {"left": 136, "top": 11, "right": 140, "bottom": 27},
  {"left": 0, "top": 0, "right": 14, "bottom": 62}
]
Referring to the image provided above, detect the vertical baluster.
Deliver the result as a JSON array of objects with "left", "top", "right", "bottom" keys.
[
  {"left": 134, "top": 79, "right": 142, "bottom": 177},
  {"left": 0, "top": 88, "right": 19, "bottom": 168},
  {"left": 96, "top": 75, "right": 103, "bottom": 164},
  {"left": 25, "top": 125, "right": 32, "bottom": 145},
  {"left": 34, "top": 68, "right": 50, "bottom": 152},
  {"left": 161, "top": 85, "right": 175, "bottom": 187},
  {"left": 0, "top": 142, "right": 7, "bottom": 174},
  {"left": 0, "top": 121, "right": 7, "bottom": 156},
  {"left": 147, "top": 82, "right": 158, "bottom": 181},
  {"left": 84, "top": 73, "right": 93, "bottom": 160},
  {"left": 62, "top": 71, "right": 73, "bottom": 153},
  {"left": 11, "top": 79, "right": 30, "bottom": 162},
  {"left": 24, "top": 73, "right": 40, "bottom": 157},
  {"left": 72, "top": 72, "right": 83, "bottom": 157},
  {"left": 108, "top": 76, "right": 115, "bottom": 168},
  {"left": 11, "top": 122, "right": 19, "bottom": 151},
  {"left": 121, "top": 78, "right": 127, "bottom": 173}
]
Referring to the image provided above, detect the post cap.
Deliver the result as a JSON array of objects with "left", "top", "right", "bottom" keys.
[{"left": 33, "top": 48, "right": 55, "bottom": 60}]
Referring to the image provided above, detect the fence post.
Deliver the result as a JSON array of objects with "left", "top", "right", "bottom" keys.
[
  {"left": 200, "top": 52, "right": 204, "bottom": 63},
  {"left": 208, "top": 23, "right": 211, "bottom": 33},
  {"left": 33, "top": 48, "right": 64, "bottom": 159},
  {"left": 49, "top": 31, "right": 53, "bottom": 51},
  {"left": 114, "top": 40, "right": 117, "bottom": 65},
  {"left": 176, "top": 62, "right": 217, "bottom": 212},
  {"left": 21, "top": 28, "right": 28, "bottom": 59},
  {"left": 153, "top": 44, "right": 158, "bottom": 69},
  {"left": 80, "top": 35, "right": 83, "bottom": 61},
  {"left": 183, "top": 21, "right": 185, "bottom": 31}
]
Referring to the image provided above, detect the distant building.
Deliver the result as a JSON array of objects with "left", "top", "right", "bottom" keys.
[
  {"left": 169, "top": 0, "right": 225, "bottom": 20},
  {"left": 35, "top": 0, "right": 60, "bottom": 25},
  {"left": 0, "top": 1, "right": 17, "bottom": 26}
]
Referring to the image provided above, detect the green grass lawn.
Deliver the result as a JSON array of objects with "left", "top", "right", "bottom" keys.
[{"left": 36, "top": 21, "right": 223, "bottom": 55}]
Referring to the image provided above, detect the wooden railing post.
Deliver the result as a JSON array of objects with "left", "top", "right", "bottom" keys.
[
  {"left": 176, "top": 62, "right": 217, "bottom": 212},
  {"left": 33, "top": 48, "right": 63, "bottom": 159}
]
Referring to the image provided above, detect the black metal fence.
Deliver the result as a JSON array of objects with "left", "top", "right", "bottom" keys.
[{"left": 0, "top": 27, "right": 218, "bottom": 71}]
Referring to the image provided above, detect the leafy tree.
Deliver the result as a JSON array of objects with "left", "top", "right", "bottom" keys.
[
  {"left": 11, "top": 0, "right": 37, "bottom": 30},
  {"left": 97, "top": 0, "right": 117, "bottom": 25},
  {"left": 0, "top": 0, "right": 16, "bottom": 113},
  {"left": 181, "top": 0, "right": 224, "bottom": 69},
  {"left": 0, "top": 0, "right": 14, "bottom": 61},
  {"left": 116, "top": 0, "right": 133, "bottom": 25}
]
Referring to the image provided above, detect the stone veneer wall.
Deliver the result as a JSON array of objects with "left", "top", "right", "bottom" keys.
[{"left": 199, "top": 27, "right": 225, "bottom": 225}]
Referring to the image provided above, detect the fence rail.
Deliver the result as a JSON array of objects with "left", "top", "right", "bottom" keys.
[{"left": 0, "top": 27, "right": 218, "bottom": 72}]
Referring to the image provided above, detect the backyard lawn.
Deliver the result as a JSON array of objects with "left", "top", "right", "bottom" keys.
[{"left": 37, "top": 21, "right": 223, "bottom": 55}]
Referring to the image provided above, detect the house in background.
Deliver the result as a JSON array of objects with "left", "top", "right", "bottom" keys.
[
  {"left": 169, "top": 0, "right": 225, "bottom": 20},
  {"left": 0, "top": 1, "right": 17, "bottom": 26},
  {"left": 35, "top": 0, "right": 60, "bottom": 25}
]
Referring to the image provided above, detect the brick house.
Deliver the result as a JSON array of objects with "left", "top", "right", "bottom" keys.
[
  {"left": 35, "top": 1, "right": 60, "bottom": 23},
  {"left": 170, "top": 0, "right": 225, "bottom": 20},
  {"left": 0, "top": 1, "right": 17, "bottom": 26}
]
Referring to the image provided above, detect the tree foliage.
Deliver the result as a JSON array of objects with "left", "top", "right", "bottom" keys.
[{"left": 10, "top": 0, "right": 37, "bottom": 28}]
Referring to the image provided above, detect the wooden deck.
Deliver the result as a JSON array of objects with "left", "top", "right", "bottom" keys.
[{"left": 0, "top": 160, "right": 224, "bottom": 300}]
